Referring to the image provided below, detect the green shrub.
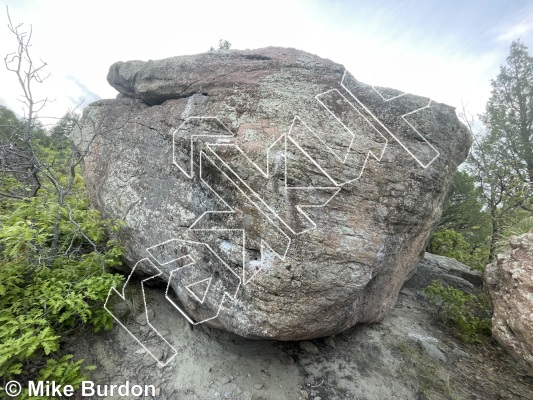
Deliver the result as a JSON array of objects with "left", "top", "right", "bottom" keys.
[
  {"left": 424, "top": 281, "right": 492, "bottom": 343},
  {"left": 495, "top": 213, "right": 533, "bottom": 253},
  {"left": 1, "top": 17, "right": 125, "bottom": 398},
  {"left": 0, "top": 172, "right": 124, "bottom": 398},
  {"left": 428, "top": 228, "right": 489, "bottom": 271}
]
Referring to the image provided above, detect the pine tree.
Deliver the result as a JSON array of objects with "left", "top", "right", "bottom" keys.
[{"left": 468, "top": 40, "right": 533, "bottom": 261}]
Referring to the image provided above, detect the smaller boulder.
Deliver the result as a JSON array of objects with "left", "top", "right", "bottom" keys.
[
  {"left": 404, "top": 252, "right": 482, "bottom": 293},
  {"left": 419, "top": 340, "right": 447, "bottom": 363},
  {"left": 300, "top": 341, "right": 319, "bottom": 354},
  {"left": 484, "top": 233, "right": 533, "bottom": 370}
]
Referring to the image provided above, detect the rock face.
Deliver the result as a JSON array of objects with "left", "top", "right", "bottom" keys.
[
  {"left": 484, "top": 233, "right": 533, "bottom": 369},
  {"left": 71, "top": 47, "right": 471, "bottom": 340},
  {"left": 405, "top": 252, "right": 483, "bottom": 293}
]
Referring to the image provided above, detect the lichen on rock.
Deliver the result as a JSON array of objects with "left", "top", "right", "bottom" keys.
[
  {"left": 71, "top": 47, "right": 471, "bottom": 340},
  {"left": 484, "top": 233, "right": 533, "bottom": 369}
]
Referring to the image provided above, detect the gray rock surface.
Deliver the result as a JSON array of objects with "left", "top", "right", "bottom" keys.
[
  {"left": 404, "top": 252, "right": 483, "bottom": 293},
  {"left": 300, "top": 341, "right": 319, "bottom": 354},
  {"left": 485, "top": 233, "right": 533, "bottom": 369},
  {"left": 419, "top": 339, "right": 447, "bottom": 362},
  {"left": 71, "top": 47, "right": 471, "bottom": 340},
  {"left": 65, "top": 283, "right": 533, "bottom": 400}
]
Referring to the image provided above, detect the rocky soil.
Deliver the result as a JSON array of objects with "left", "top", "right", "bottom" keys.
[{"left": 65, "top": 272, "right": 533, "bottom": 400}]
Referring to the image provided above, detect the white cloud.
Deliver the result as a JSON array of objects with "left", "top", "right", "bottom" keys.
[
  {"left": 0, "top": 0, "right": 523, "bottom": 127},
  {"left": 496, "top": 20, "right": 533, "bottom": 43}
]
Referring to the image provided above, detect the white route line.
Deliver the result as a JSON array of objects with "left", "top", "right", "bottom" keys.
[
  {"left": 205, "top": 143, "right": 340, "bottom": 236},
  {"left": 104, "top": 258, "right": 177, "bottom": 367},
  {"left": 370, "top": 39, "right": 434, "bottom": 104},
  {"left": 340, "top": 71, "right": 440, "bottom": 169},
  {"left": 171, "top": 116, "right": 234, "bottom": 179},
  {"left": 146, "top": 238, "right": 241, "bottom": 325},
  {"left": 105, "top": 64, "right": 441, "bottom": 365},
  {"left": 314, "top": 88, "right": 387, "bottom": 165},
  {"left": 186, "top": 277, "right": 212, "bottom": 304},
  {"left": 287, "top": 115, "right": 387, "bottom": 187},
  {"left": 198, "top": 149, "right": 292, "bottom": 284}
]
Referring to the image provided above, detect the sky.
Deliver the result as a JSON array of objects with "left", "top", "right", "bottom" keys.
[{"left": 1, "top": 0, "right": 532, "bottom": 129}]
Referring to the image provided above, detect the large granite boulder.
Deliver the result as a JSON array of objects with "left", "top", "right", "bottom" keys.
[
  {"left": 71, "top": 47, "right": 471, "bottom": 340},
  {"left": 484, "top": 233, "right": 533, "bottom": 369}
]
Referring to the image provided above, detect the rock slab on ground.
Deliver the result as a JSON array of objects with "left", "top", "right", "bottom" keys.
[
  {"left": 404, "top": 252, "right": 483, "bottom": 293},
  {"left": 485, "top": 233, "right": 533, "bottom": 369},
  {"left": 71, "top": 47, "right": 471, "bottom": 340}
]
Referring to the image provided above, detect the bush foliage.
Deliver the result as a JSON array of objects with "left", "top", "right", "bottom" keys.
[
  {"left": 429, "top": 171, "right": 492, "bottom": 271},
  {"left": 428, "top": 228, "right": 489, "bottom": 271},
  {"left": 0, "top": 115, "right": 124, "bottom": 399},
  {"left": 424, "top": 281, "right": 492, "bottom": 343}
]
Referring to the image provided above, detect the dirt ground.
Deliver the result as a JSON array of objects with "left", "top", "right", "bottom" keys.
[{"left": 64, "top": 283, "right": 533, "bottom": 400}]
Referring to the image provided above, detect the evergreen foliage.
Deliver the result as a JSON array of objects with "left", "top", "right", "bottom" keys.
[
  {"left": 0, "top": 13, "right": 125, "bottom": 397},
  {"left": 209, "top": 39, "right": 232, "bottom": 51},
  {"left": 429, "top": 171, "right": 491, "bottom": 270},
  {"left": 0, "top": 115, "right": 124, "bottom": 398},
  {"left": 424, "top": 281, "right": 492, "bottom": 343},
  {"left": 467, "top": 40, "right": 533, "bottom": 261},
  {"left": 431, "top": 40, "right": 533, "bottom": 268}
]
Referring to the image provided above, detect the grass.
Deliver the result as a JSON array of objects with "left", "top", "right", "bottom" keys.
[
  {"left": 394, "top": 340, "right": 461, "bottom": 400},
  {"left": 495, "top": 215, "right": 533, "bottom": 254}
]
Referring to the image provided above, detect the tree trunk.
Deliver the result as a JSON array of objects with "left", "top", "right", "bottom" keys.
[{"left": 489, "top": 207, "right": 500, "bottom": 263}]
